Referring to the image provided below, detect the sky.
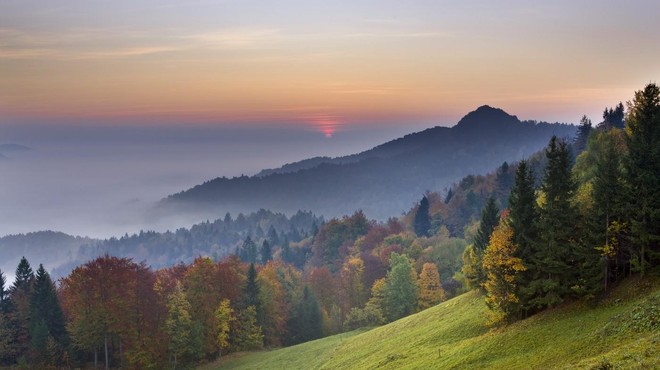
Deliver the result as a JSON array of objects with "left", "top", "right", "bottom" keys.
[
  {"left": 0, "top": 1, "right": 659, "bottom": 239},
  {"left": 2, "top": 0, "right": 659, "bottom": 131}
]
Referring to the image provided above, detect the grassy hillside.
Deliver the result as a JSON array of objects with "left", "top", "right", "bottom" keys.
[{"left": 204, "top": 276, "right": 659, "bottom": 369}]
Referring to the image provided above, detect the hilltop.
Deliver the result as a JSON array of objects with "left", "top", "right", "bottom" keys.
[
  {"left": 160, "top": 106, "right": 575, "bottom": 220},
  {"left": 208, "top": 276, "right": 659, "bottom": 370}
]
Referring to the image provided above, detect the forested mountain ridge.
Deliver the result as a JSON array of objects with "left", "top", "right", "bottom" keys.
[{"left": 161, "top": 105, "right": 576, "bottom": 220}]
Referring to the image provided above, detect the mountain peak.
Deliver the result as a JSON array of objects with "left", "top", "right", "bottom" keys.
[{"left": 455, "top": 105, "right": 520, "bottom": 129}]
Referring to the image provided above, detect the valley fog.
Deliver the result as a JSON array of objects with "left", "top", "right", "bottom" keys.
[{"left": 0, "top": 123, "right": 424, "bottom": 238}]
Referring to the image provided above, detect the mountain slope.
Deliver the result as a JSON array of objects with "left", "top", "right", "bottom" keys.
[
  {"left": 161, "top": 106, "right": 575, "bottom": 220},
  {"left": 207, "top": 276, "right": 659, "bottom": 369}
]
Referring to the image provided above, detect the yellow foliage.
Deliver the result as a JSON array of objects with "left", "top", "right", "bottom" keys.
[
  {"left": 481, "top": 221, "right": 526, "bottom": 326},
  {"left": 417, "top": 263, "right": 446, "bottom": 310}
]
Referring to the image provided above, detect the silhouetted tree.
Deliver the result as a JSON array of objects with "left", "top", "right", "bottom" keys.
[{"left": 413, "top": 196, "right": 431, "bottom": 237}]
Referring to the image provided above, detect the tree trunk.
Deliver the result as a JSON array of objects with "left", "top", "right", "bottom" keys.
[
  {"left": 94, "top": 348, "right": 98, "bottom": 370},
  {"left": 104, "top": 333, "right": 109, "bottom": 370}
]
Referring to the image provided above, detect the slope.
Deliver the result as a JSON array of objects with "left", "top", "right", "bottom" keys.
[
  {"left": 161, "top": 106, "right": 575, "bottom": 220},
  {"left": 207, "top": 276, "right": 659, "bottom": 369}
]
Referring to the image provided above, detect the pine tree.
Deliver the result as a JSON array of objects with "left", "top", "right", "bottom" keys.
[
  {"left": 413, "top": 196, "right": 431, "bottom": 237},
  {"left": 29, "top": 265, "right": 67, "bottom": 366},
  {"left": 243, "top": 264, "right": 261, "bottom": 315},
  {"left": 239, "top": 236, "right": 258, "bottom": 264},
  {"left": 9, "top": 257, "right": 34, "bottom": 361},
  {"left": 624, "top": 83, "right": 660, "bottom": 274},
  {"left": 531, "top": 136, "right": 580, "bottom": 308},
  {"left": 260, "top": 240, "right": 272, "bottom": 264},
  {"left": 508, "top": 160, "right": 539, "bottom": 260},
  {"left": 574, "top": 115, "right": 593, "bottom": 153},
  {"left": 474, "top": 197, "right": 500, "bottom": 253},
  {"left": 0, "top": 270, "right": 8, "bottom": 313}
]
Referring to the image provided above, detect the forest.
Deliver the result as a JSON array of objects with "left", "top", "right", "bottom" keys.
[{"left": 0, "top": 83, "right": 657, "bottom": 369}]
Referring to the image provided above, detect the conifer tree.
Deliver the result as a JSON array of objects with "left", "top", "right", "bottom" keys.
[
  {"left": 624, "top": 83, "right": 660, "bottom": 274},
  {"left": 531, "top": 136, "right": 580, "bottom": 308},
  {"left": 9, "top": 257, "right": 34, "bottom": 361},
  {"left": 243, "top": 264, "right": 261, "bottom": 317},
  {"left": 474, "top": 197, "right": 500, "bottom": 253},
  {"left": 574, "top": 115, "right": 593, "bottom": 153},
  {"left": 233, "top": 306, "right": 263, "bottom": 351},
  {"left": 29, "top": 265, "right": 67, "bottom": 366},
  {"left": 261, "top": 240, "right": 272, "bottom": 264},
  {"left": 413, "top": 196, "right": 431, "bottom": 237}
]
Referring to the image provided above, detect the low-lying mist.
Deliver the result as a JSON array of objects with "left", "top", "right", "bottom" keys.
[{"left": 0, "top": 122, "right": 424, "bottom": 239}]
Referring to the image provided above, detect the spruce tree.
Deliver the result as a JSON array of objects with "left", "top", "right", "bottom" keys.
[
  {"left": 474, "top": 197, "right": 500, "bottom": 253},
  {"left": 260, "top": 240, "right": 272, "bottom": 264},
  {"left": 531, "top": 136, "right": 580, "bottom": 308},
  {"left": 624, "top": 83, "right": 660, "bottom": 274},
  {"left": 508, "top": 160, "right": 539, "bottom": 314},
  {"left": 29, "top": 265, "right": 67, "bottom": 365},
  {"left": 574, "top": 115, "right": 592, "bottom": 153},
  {"left": 413, "top": 196, "right": 431, "bottom": 237},
  {"left": 243, "top": 264, "right": 261, "bottom": 317}
]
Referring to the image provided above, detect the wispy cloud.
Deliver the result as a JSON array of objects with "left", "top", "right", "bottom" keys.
[{"left": 183, "top": 28, "right": 281, "bottom": 48}]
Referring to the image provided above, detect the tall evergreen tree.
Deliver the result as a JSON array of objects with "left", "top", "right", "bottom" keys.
[
  {"left": 574, "top": 115, "right": 593, "bottom": 153},
  {"left": 624, "top": 83, "right": 660, "bottom": 274},
  {"left": 9, "top": 257, "right": 34, "bottom": 361},
  {"left": 0, "top": 270, "right": 7, "bottom": 313},
  {"left": 508, "top": 160, "right": 539, "bottom": 260},
  {"left": 243, "top": 264, "right": 260, "bottom": 313},
  {"left": 239, "top": 236, "right": 258, "bottom": 264},
  {"left": 29, "top": 265, "right": 67, "bottom": 366},
  {"left": 260, "top": 240, "right": 272, "bottom": 264},
  {"left": 531, "top": 136, "right": 580, "bottom": 308},
  {"left": 474, "top": 197, "right": 500, "bottom": 253},
  {"left": 413, "top": 196, "right": 431, "bottom": 237}
]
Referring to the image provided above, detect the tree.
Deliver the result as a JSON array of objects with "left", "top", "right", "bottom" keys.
[
  {"left": 239, "top": 236, "right": 258, "bottom": 264},
  {"left": 417, "top": 263, "right": 445, "bottom": 310},
  {"left": 602, "top": 102, "right": 625, "bottom": 129},
  {"left": 243, "top": 263, "right": 260, "bottom": 312},
  {"left": 624, "top": 83, "right": 660, "bottom": 274},
  {"left": 574, "top": 115, "right": 593, "bottom": 153},
  {"left": 414, "top": 196, "right": 431, "bottom": 237},
  {"left": 183, "top": 257, "right": 222, "bottom": 358},
  {"left": 215, "top": 299, "right": 234, "bottom": 357},
  {"left": 233, "top": 306, "right": 263, "bottom": 351},
  {"left": 29, "top": 264, "right": 67, "bottom": 366},
  {"left": 482, "top": 221, "right": 526, "bottom": 325},
  {"left": 531, "top": 136, "right": 580, "bottom": 308},
  {"left": 165, "top": 281, "right": 199, "bottom": 369},
  {"left": 339, "top": 257, "right": 366, "bottom": 314},
  {"left": 288, "top": 286, "right": 323, "bottom": 344},
  {"left": 382, "top": 253, "right": 418, "bottom": 322},
  {"left": 474, "top": 197, "right": 500, "bottom": 253},
  {"left": 261, "top": 240, "right": 272, "bottom": 264},
  {"left": 9, "top": 257, "right": 34, "bottom": 362}
]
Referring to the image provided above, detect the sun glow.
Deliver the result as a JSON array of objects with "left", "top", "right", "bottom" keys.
[{"left": 313, "top": 118, "right": 341, "bottom": 138}]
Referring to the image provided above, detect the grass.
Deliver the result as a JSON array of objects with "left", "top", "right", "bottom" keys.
[{"left": 204, "top": 276, "right": 659, "bottom": 369}]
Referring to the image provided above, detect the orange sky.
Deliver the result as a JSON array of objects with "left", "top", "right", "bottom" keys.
[{"left": 1, "top": 1, "right": 658, "bottom": 130}]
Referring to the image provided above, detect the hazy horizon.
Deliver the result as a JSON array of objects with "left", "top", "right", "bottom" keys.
[{"left": 1, "top": 120, "right": 435, "bottom": 239}]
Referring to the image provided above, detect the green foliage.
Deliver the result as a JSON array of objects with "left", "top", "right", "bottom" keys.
[
  {"left": 529, "top": 136, "right": 580, "bottom": 308},
  {"left": 260, "top": 240, "right": 272, "bottom": 264},
  {"left": 29, "top": 264, "right": 67, "bottom": 366},
  {"left": 624, "top": 83, "right": 660, "bottom": 275},
  {"left": 233, "top": 306, "right": 263, "bottom": 351},
  {"left": 382, "top": 253, "right": 418, "bottom": 322},
  {"left": 211, "top": 276, "right": 660, "bottom": 370},
  {"left": 473, "top": 197, "right": 500, "bottom": 253},
  {"left": 343, "top": 305, "right": 385, "bottom": 330},
  {"left": 165, "top": 281, "right": 201, "bottom": 367},
  {"left": 312, "top": 211, "right": 370, "bottom": 272}
]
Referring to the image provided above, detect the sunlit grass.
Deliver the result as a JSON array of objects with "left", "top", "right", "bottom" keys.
[{"left": 205, "top": 276, "right": 659, "bottom": 369}]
